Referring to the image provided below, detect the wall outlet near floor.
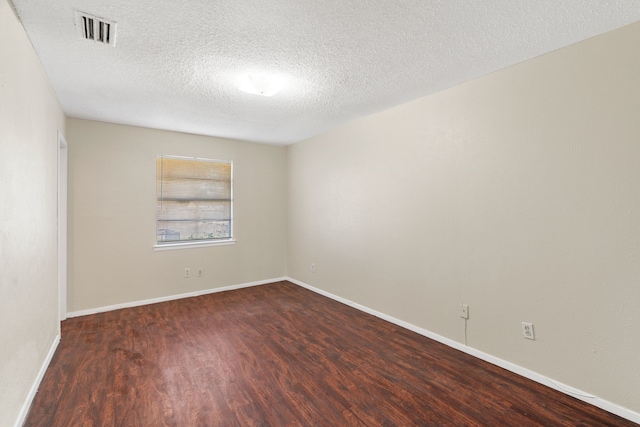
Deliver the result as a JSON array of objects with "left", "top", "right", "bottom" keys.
[
  {"left": 197, "top": 268, "right": 203, "bottom": 277},
  {"left": 522, "top": 322, "right": 535, "bottom": 340},
  {"left": 184, "top": 268, "right": 191, "bottom": 278},
  {"left": 459, "top": 304, "right": 469, "bottom": 319},
  {"left": 311, "top": 263, "right": 315, "bottom": 273}
]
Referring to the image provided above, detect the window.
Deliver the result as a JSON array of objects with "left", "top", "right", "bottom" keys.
[{"left": 155, "top": 155, "right": 233, "bottom": 249}]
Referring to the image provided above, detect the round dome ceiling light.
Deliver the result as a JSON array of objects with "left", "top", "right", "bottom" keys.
[{"left": 238, "top": 74, "right": 283, "bottom": 97}]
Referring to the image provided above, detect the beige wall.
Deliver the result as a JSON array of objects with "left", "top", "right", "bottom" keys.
[
  {"left": 0, "top": 1, "right": 66, "bottom": 425},
  {"left": 66, "top": 119, "right": 287, "bottom": 312},
  {"left": 287, "top": 22, "right": 640, "bottom": 413}
]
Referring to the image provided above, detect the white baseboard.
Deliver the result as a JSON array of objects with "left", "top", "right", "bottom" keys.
[
  {"left": 286, "top": 277, "right": 640, "bottom": 425},
  {"left": 14, "top": 334, "right": 60, "bottom": 427},
  {"left": 67, "top": 277, "right": 287, "bottom": 318}
]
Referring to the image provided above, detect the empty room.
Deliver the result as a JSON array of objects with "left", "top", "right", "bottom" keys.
[{"left": 2, "top": 0, "right": 640, "bottom": 425}]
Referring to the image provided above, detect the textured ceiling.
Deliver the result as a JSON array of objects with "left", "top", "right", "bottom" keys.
[{"left": 11, "top": 0, "right": 640, "bottom": 145}]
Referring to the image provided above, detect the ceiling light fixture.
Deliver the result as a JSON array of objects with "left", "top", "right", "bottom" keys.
[{"left": 238, "top": 74, "right": 283, "bottom": 97}]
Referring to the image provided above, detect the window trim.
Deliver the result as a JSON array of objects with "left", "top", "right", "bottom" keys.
[
  {"left": 153, "top": 238, "right": 236, "bottom": 251},
  {"left": 155, "top": 155, "right": 234, "bottom": 250}
]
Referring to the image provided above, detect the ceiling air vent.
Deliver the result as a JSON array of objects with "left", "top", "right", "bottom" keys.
[{"left": 74, "top": 11, "right": 117, "bottom": 47}]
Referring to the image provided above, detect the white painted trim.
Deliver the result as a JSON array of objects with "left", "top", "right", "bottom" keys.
[
  {"left": 14, "top": 334, "right": 60, "bottom": 427},
  {"left": 66, "top": 277, "right": 287, "bottom": 318},
  {"left": 154, "top": 239, "right": 236, "bottom": 251},
  {"left": 57, "top": 131, "right": 68, "bottom": 322},
  {"left": 285, "top": 277, "right": 640, "bottom": 425}
]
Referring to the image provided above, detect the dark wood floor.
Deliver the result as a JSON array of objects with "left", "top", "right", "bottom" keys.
[{"left": 25, "top": 281, "right": 635, "bottom": 426}]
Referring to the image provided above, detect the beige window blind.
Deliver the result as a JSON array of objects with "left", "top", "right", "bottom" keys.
[{"left": 156, "top": 156, "right": 232, "bottom": 244}]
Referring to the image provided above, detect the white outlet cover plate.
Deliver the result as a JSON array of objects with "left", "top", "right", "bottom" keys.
[
  {"left": 522, "top": 322, "right": 535, "bottom": 340},
  {"left": 460, "top": 304, "right": 469, "bottom": 319}
]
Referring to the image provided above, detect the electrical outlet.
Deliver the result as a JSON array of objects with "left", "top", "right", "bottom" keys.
[
  {"left": 311, "top": 263, "right": 315, "bottom": 273},
  {"left": 460, "top": 304, "right": 469, "bottom": 319},
  {"left": 184, "top": 268, "right": 191, "bottom": 278},
  {"left": 197, "top": 268, "right": 203, "bottom": 277},
  {"left": 522, "top": 322, "right": 535, "bottom": 340}
]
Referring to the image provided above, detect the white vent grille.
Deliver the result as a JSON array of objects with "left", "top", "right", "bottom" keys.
[{"left": 74, "top": 11, "right": 117, "bottom": 47}]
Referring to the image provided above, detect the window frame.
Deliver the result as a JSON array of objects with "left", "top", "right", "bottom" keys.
[{"left": 153, "top": 155, "right": 235, "bottom": 251}]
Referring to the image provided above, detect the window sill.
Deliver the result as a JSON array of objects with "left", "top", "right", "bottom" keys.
[{"left": 154, "top": 239, "right": 236, "bottom": 251}]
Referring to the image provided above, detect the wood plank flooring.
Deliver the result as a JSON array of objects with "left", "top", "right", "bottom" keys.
[{"left": 25, "top": 281, "right": 635, "bottom": 426}]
